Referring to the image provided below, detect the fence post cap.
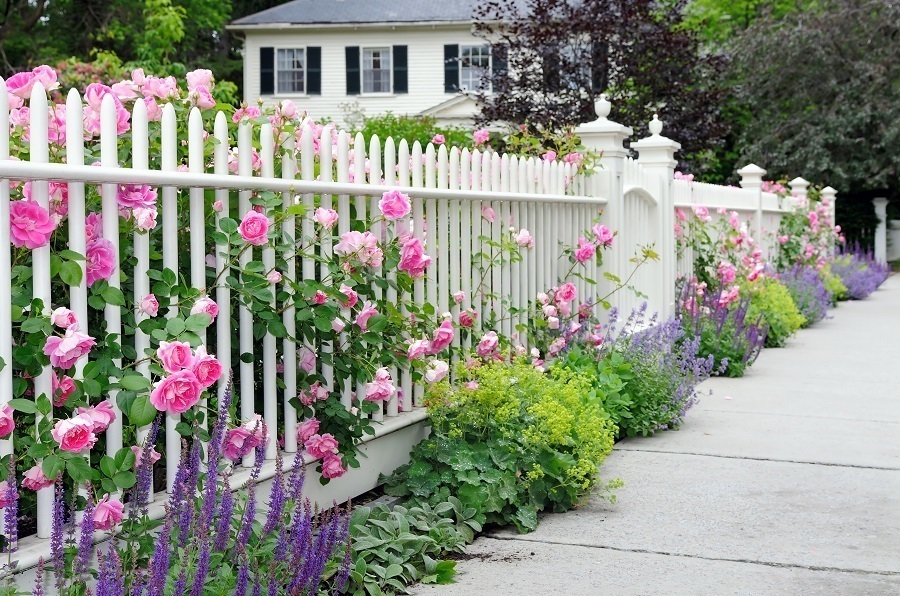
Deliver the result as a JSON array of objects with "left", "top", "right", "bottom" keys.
[
  {"left": 595, "top": 93, "right": 611, "bottom": 119},
  {"left": 821, "top": 185, "right": 837, "bottom": 194},
  {"left": 789, "top": 176, "right": 809, "bottom": 187},
  {"left": 648, "top": 114, "right": 663, "bottom": 135},
  {"left": 736, "top": 163, "right": 766, "bottom": 176}
]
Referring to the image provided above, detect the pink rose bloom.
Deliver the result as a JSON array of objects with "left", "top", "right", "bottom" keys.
[
  {"left": 190, "top": 85, "right": 216, "bottom": 109},
  {"left": 692, "top": 206, "right": 711, "bottom": 222},
  {"left": 93, "top": 495, "right": 124, "bottom": 531},
  {"left": 355, "top": 301, "right": 379, "bottom": 331},
  {"left": 238, "top": 210, "right": 270, "bottom": 246},
  {"left": 133, "top": 207, "right": 157, "bottom": 232},
  {"left": 339, "top": 284, "right": 358, "bottom": 308},
  {"left": 85, "top": 212, "right": 103, "bottom": 242},
  {"left": 547, "top": 316, "right": 560, "bottom": 330},
  {"left": 717, "top": 286, "right": 741, "bottom": 307},
  {"left": 365, "top": 367, "right": 395, "bottom": 402},
  {"left": 477, "top": 331, "right": 500, "bottom": 358},
  {"left": 537, "top": 292, "right": 549, "bottom": 304},
  {"left": 592, "top": 224, "right": 614, "bottom": 247},
  {"left": 191, "top": 346, "right": 222, "bottom": 389},
  {"left": 44, "top": 329, "right": 96, "bottom": 369},
  {"left": 514, "top": 229, "right": 534, "bottom": 249},
  {"left": 117, "top": 184, "right": 157, "bottom": 210},
  {"left": 212, "top": 200, "right": 224, "bottom": 213},
  {"left": 407, "top": 338, "right": 431, "bottom": 360},
  {"left": 77, "top": 400, "right": 116, "bottom": 433},
  {"left": 50, "top": 307, "right": 79, "bottom": 330},
  {"left": 0, "top": 481, "right": 13, "bottom": 508},
  {"left": 131, "top": 445, "right": 162, "bottom": 468},
  {"left": 312, "top": 290, "right": 327, "bottom": 305},
  {"left": 298, "top": 346, "right": 316, "bottom": 374},
  {"left": 431, "top": 134, "right": 445, "bottom": 145},
  {"left": 542, "top": 305, "right": 558, "bottom": 317},
  {"left": 110, "top": 80, "right": 138, "bottom": 101},
  {"left": 157, "top": 340, "right": 194, "bottom": 373},
  {"left": 558, "top": 300, "right": 571, "bottom": 317},
  {"left": 378, "top": 190, "right": 412, "bottom": 220},
  {"left": 190, "top": 296, "right": 219, "bottom": 323},
  {"left": 334, "top": 231, "right": 383, "bottom": 268},
  {"left": 459, "top": 309, "right": 476, "bottom": 328},
  {"left": 321, "top": 452, "right": 346, "bottom": 479},
  {"left": 747, "top": 265, "right": 764, "bottom": 282},
  {"left": 398, "top": 237, "right": 432, "bottom": 278},
  {"left": 297, "top": 418, "right": 320, "bottom": 443},
  {"left": 718, "top": 262, "right": 737, "bottom": 285},
  {"left": 429, "top": 320, "right": 455, "bottom": 354},
  {"left": 186, "top": 69, "right": 213, "bottom": 91},
  {"left": 140, "top": 294, "right": 159, "bottom": 317},
  {"left": 424, "top": 360, "right": 449, "bottom": 383},
  {"left": 52, "top": 372, "right": 76, "bottom": 407},
  {"left": 542, "top": 150, "right": 557, "bottom": 162},
  {"left": 548, "top": 337, "right": 567, "bottom": 357},
  {"left": 452, "top": 291, "right": 466, "bottom": 304},
  {"left": 6, "top": 71, "right": 36, "bottom": 98},
  {"left": 150, "top": 370, "right": 203, "bottom": 414},
  {"left": 305, "top": 433, "right": 339, "bottom": 459},
  {"left": 481, "top": 206, "right": 495, "bottom": 223},
  {"left": 51, "top": 414, "right": 97, "bottom": 453},
  {"left": 10, "top": 200, "right": 56, "bottom": 249},
  {"left": 0, "top": 404, "right": 13, "bottom": 439},
  {"left": 563, "top": 152, "right": 583, "bottom": 166},
  {"left": 332, "top": 318, "right": 346, "bottom": 333},
  {"left": 22, "top": 465, "right": 53, "bottom": 491},
  {"left": 574, "top": 237, "right": 595, "bottom": 263},
  {"left": 473, "top": 128, "right": 490, "bottom": 145},
  {"left": 278, "top": 99, "right": 298, "bottom": 119},
  {"left": 313, "top": 207, "right": 339, "bottom": 228},
  {"left": 463, "top": 381, "right": 479, "bottom": 391},
  {"left": 555, "top": 283, "right": 577, "bottom": 303},
  {"left": 85, "top": 238, "right": 116, "bottom": 286},
  {"left": 143, "top": 96, "right": 162, "bottom": 121}
]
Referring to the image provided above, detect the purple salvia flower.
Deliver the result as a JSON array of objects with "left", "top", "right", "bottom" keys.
[
  {"left": 286, "top": 451, "right": 306, "bottom": 502},
  {"left": 252, "top": 578, "right": 262, "bottom": 596},
  {"left": 213, "top": 473, "right": 234, "bottom": 552},
  {"left": 235, "top": 445, "right": 264, "bottom": 553},
  {"left": 262, "top": 449, "right": 285, "bottom": 536},
  {"left": 32, "top": 557, "right": 45, "bottom": 596},
  {"left": 780, "top": 265, "right": 831, "bottom": 325},
  {"left": 74, "top": 496, "right": 96, "bottom": 577},
  {"left": 132, "top": 415, "right": 162, "bottom": 518},
  {"left": 97, "top": 542, "right": 125, "bottom": 596},
  {"left": 4, "top": 465, "right": 18, "bottom": 554},
  {"left": 147, "top": 515, "right": 172, "bottom": 596},
  {"left": 172, "top": 566, "right": 187, "bottom": 596},
  {"left": 190, "top": 526, "right": 211, "bottom": 596},
  {"left": 333, "top": 532, "right": 353, "bottom": 594},
  {"left": 50, "top": 481, "right": 66, "bottom": 593},
  {"left": 234, "top": 554, "right": 250, "bottom": 596},
  {"left": 177, "top": 440, "right": 203, "bottom": 546}
]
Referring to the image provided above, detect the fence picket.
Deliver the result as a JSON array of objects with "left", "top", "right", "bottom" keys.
[
  {"left": 237, "top": 121, "right": 255, "bottom": 468},
  {"left": 161, "top": 103, "right": 180, "bottom": 490}
]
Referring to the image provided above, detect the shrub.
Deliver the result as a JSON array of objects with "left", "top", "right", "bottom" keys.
[
  {"left": 778, "top": 266, "right": 831, "bottom": 327},
  {"left": 820, "top": 264, "right": 849, "bottom": 304},
  {"left": 384, "top": 359, "right": 617, "bottom": 533},
  {"left": 742, "top": 277, "right": 806, "bottom": 347},
  {"left": 829, "top": 247, "right": 891, "bottom": 299},
  {"left": 601, "top": 306, "right": 716, "bottom": 436},
  {"left": 675, "top": 282, "right": 767, "bottom": 378},
  {"left": 551, "top": 347, "right": 635, "bottom": 433},
  {"left": 350, "top": 112, "right": 472, "bottom": 149}
]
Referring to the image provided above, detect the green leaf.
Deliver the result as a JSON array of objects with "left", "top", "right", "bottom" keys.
[
  {"left": 21, "top": 318, "right": 49, "bottom": 334},
  {"left": 219, "top": 217, "right": 238, "bottom": 234},
  {"left": 115, "top": 447, "right": 136, "bottom": 471},
  {"left": 58, "top": 249, "right": 85, "bottom": 261},
  {"left": 100, "top": 455, "right": 117, "bottom": 478},
  {"left": 59, "top": 261, "right": 83, "bottom": 286},
  {"left": 367, "top": 314, "right": 388, "bottom": 333},
  {"left": 313, "top": 316, "right": 333, "bottom": 333},
  {"left": 82, "top": 378, "right": 102, "bottom": 397},
  {"left": 184, "top": 313, "right": 212, "bottom": 332},
  {"left": 166, "top": 317, "right": 186, "bottom": 336},
  {"left": 129, "top": 395, "right": 158, "bottom": 428},
  {"left": 240, "top": 352, "right": 254, "bottom": 364},
  {"left": 120, "top": 374, "right": 151, "bottom": 391},
  {"left": 42, "top": 454, "right": 64, "bottom": 480},
  {"left": 8, "top": 399, "right": 37, "bottom": 414},
  {"left": 67, "top": 457, "right": 99, "bottom": 483},
  {"left": 101, "top": 286, "right": 126, "bottom": 306},
  {"left": 112, "top": 471, "right": 137, "bottom": 489}
]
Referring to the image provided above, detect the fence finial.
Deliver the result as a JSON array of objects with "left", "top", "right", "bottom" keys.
[
  {"left": 649, "top": 114, "right": 663, "bottom": 136},
  {"left": 595, "top": 93, "right": 611, "bottom": 119}
]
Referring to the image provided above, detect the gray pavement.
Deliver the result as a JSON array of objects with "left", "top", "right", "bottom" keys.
[{"left": 412, "top": 275, "right": 900, "bottom": 595}]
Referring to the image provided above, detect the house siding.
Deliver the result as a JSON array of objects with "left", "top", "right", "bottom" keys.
[{"left": 242, "top": 25, "right": 486, "bottom": 128}]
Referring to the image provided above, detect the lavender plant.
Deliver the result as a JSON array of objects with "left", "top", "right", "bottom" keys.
[
  {"left": 676, "top": 281, "right": 767, "bottom": 378},
  {"left": 779, "top": 266, "right": 831, "bottom": 327},
  {"left": 829, "top": 245, "right": 891, "bottom": 300}
]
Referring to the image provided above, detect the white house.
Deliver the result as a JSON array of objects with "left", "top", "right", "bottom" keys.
[{"left": 228, "top": 0, "right": 504, "bottom": 128}]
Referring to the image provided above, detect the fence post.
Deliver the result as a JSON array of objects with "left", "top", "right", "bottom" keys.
[
  {"left": 574, "top": 94, "right": 632, "bottom": 309},
  {"left": 820, "top": 186, "right": 838, "bottom": 256},
  {"left": 873, "top": 197, "right": 889, "bottom": 263},
  {"left": 788, "top": 177, "right": 809, "bottom": 210},
  {"left": 632, "top": 115, "right": 680, "bottom": 317},
  {"left": 737, "top": 163, "right": 766, "bottom": 246}
]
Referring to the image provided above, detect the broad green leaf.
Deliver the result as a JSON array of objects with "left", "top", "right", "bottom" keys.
[
  {"left": 120, "top": 374, "right": 151, "bottom": 391},
  {"left": 8, "top": 399, "right": 37, "bottom": 414},
  {"left": 129, "top": 395, "right": 158, "bottom": 428}
]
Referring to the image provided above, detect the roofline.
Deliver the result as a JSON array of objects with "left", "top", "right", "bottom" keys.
[{"left": 226, "top": 19, "right": 475, "bottom": 31}]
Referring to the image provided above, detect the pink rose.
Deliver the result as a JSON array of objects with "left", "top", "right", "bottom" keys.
[
  {"left": 477, "top": 331, "right": 499, "bottom": 358},
  {"left": 547, "top": 316, "right": 560, "bottom": 330},
  {"left": 85, "top": 212, "right": 103, "bottom": 242},
  {"left": 312, "top": 290, "right": 327, "bottom": 305},
  {"left": 133, "top": 207, "right": 157, "bottom": 232},
  {"left": 190, "top": 296, "right": 219, "bottom": 323},
  {"left": 481, "top": 206, "right": 495, "bottom": 222},
  {"left": 116, "top": 184, "right": 157, "bottom": 210},
  {"left": 22, "top": 465, "right": 53, "bottom": 491},
  {"left": 378, "top": 190, "right": 412, "bottom": 221},
  {"left": 537, "top": 292, "right": 549, "bottom": 305},
  {"left": 77, "top": 400, "right": 116, "bottom": 433},
  {"left": 463, "top": 381, "right": 479, "bottom": 391},
  {"left": 548, "top": 337, "right": 567, "bottom": 357},
  {"left": 365, "top": 367, "right": 395, "bottom": 402},
  {"left": 10, "top": 200, "right": 56, "bottom": 249},
  {"left": 355, "top": 301, "right": 379, "bottom": 331},
  {"left": 51, "top": 414, "right": 97, "bottom": 453},
  {"left": 298, "top": 346, "right": 316, "bottom": 374},
  {"left": 592, "top": 224, "right": 614, "bottom": 247},
  {"left": 563, "top": 152, "right": 583, "bottom": 167},
  {"left": 558, "top": 300, "right": 571, "bottom": 317},
  {"left": 278, "top": 100, "right": 297, "bottom": 119},
  {"left": 157, "top": 341, "right": 194, "bottom": 373},
  {"left": 339, "top": 284, "right": 358, "bottom": 308},
  {"left": 452, "top": 291, "right": 466, "bottom": 304},
  {"left": 52, "top": 372, "right": 76, "bottom": 407},
  {"left": 555, "top": 283, "right": 577, "bottom": 303},
  {"left": 131, "top": 445, "right": 162, "bottom": 468},
  {"left": 44, "top": 329, "right": 96, "bottom": 369},
  {"left": 223, "top": 426, "right": 255, "bottom": 461},
  {"left": 297, "top": 418, "right": 320, "bottom": 444},
  {"left": 0, "top": 404, "right": 13, "bottom": 439},
  {"left": 514, "top": 229, "right": 534, "bottom": 249},
  {"left": 574, "top": 237, "right": 595, "bottom": 263},
  {"left": 140, "top": 294, "right": 159, "bottom": 317},
  {"left": 692, "top": 206, "right": 711, "bottom": 222},
  {"left": 543, "top": 305, "right": 558, "bottom": 317},
  {"left": 85, "top": 238, "right": 116, "bottom": 286},
  {"left": 313, "top": 207, "right": 339, "bottom": 228},
  {"left": 238, "top": 210, "right": 270, "bottom": 246},
  {"left": 93, "top": 495, "right": 124, "bottom": 531},
  {"left": 266, "top": 270, "right": 282, "bottom": 285},
  {"left": 334, "top": 231, "right": 383, "bottom": 268},
  {"left": 424, "top": 360, "right": 449, "bottom": 383},
  {"left": 6, "top": 71, "right": 36, "bottom": 98},
  {"left": 407, "top": 338, "right": 431, "bottom": 360},
  {"left": 50, "top": 307, "right": 78, "bottom": 330},
  {"left": 332, "top": 318, "right": 346, "bottom": 333},
  {"left": 212, "top": 200, "right": 224, "bottom": 213},
  {"left": 473, "top": 129, "right": 490, "bottom": 145},
  {"left": 398, "top": 237, "right": 432, "bottom": 278},
  {"left": 191, "top": 346, "right": 222, "bottom": 389},
  {"left": 717, "top": 262, "right": 737, "bottom": 285},
  {"left": 186, "top": 69, "right": 213, "bottom": 91},
  {"left": 542, "top": 150, "right": 557, "bottom": 162},
  {"left": 321, "top": 452, "right": 346, "bottom": 479},
  {"left": 459, "top": 310, "right": 476, "bottom": 328},
  {"left": 149, "top": 370, "right": 203, "bottom": 414},
  {"left": 428, "top": 320, "right": 455, "bottom": 354},
  {"left": 0, "top": 481, "right": 13, "bottom": 508},
  {"left": 305, "top": 433, "right": 339, "bottom": 459}
]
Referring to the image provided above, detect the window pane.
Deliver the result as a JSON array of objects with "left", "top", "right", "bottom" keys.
[
  {"left": 459, "top": 45, "right": 491, "bottom": 91},
  {"left": 363, "top": 47, "right": 392, "bottom": 93},
  {"left": 276, "top": 48, "right": 305, "bottom": 94}
]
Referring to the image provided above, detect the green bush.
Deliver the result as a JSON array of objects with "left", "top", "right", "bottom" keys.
[
  {"left": 551, "top": 346, "right": 635, "bottom": 433},
  {"left": 351, "top": 112, "right": 472, "bottom": 149},
  {"left": 743, "top": 277, "right": 806, "bottom": 347},
  {"left": 820, "top": 264, "right": 849, "bottom": 304},
  {"left": 384, "top": 359, "right": 618, "bottom": 533}
]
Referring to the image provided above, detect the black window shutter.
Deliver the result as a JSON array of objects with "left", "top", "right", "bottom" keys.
[
  {"left": 307, "top": 46, "right": 322, "bottom": 95},
  {"left": 444, "top": 44, "right": 459, "bottom": 93},
  {"left": 591, "top": 42, "right": 608, "bottom": 94},
  {"left": 260, "top": 47, "right": 275, "bottom": 95},
  {"left": 345, "top": 46, "right": 360, "bottom": 95},
  {"left": 491, "top": 44, "right": 508, "bottom": 88},
  {"left": 393, "top": 45, "right": 408, "bottom": 94},
  {"left": 542, "top": 46, "right": 561, "bottom": 92}
]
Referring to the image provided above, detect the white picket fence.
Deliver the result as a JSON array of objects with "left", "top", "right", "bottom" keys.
[{"left": 0, "top": 83, "right": 828, "bottom": 570}]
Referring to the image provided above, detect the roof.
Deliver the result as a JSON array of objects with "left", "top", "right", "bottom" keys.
[{"left": 232, "top": 0, "right": 478, "bottom": 27}]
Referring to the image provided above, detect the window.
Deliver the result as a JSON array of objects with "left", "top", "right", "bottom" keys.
[
  {"left": 460, "top": 45, "right": 491, "bottom": 91},
  {"left": 276, "top": 48, "right": 305, "bottom": 94},
  {"left": 363, "top": 48, "right": 392, "bottom": 93}
]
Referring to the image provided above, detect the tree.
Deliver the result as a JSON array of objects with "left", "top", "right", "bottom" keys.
[{"left": 473, "top": 0, "right": 730, "bottom": 172}]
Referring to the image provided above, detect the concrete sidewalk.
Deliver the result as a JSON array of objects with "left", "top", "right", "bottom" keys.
[{"left": 412, "top": 276, "right": 900, "bottom": 595}]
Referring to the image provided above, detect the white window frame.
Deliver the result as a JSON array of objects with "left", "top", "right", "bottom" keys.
[
  {"left": 362, "top": 47, "right": 392, "bottom": 94},
  {"left": 275, "top": 47, "right": 307, "bottom": 96},
  {"left": 459, "top": 44, "right": 492, "bottom": 92}
]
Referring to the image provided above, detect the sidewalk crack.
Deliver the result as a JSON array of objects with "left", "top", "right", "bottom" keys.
[{"left": 612, "top": 448, "right": 900, "bottom": 471}]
